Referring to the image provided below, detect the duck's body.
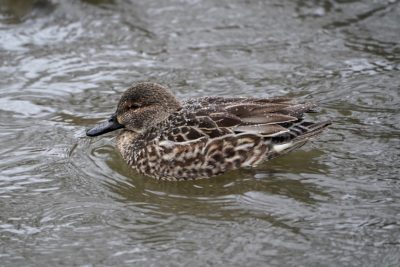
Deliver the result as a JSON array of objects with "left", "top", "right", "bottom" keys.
[{"left": 87, "top": 82, "right": 330, "bottom": 181}]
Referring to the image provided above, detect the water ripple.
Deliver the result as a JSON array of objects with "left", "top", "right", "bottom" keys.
[{"left": 1, "top": 0, "right": 400, "bottom": 266}]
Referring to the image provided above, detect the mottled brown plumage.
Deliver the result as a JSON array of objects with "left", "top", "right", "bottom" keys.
[{"left": 87, "top": 82, "right": 331, "bottom": 181}]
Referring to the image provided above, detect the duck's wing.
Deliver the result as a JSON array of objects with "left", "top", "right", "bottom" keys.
[
  {"left": 162, "top": 96, "right": 329, "bottom": 146},
  {"left": 180, "top": 96, "right": 327, "bottom": 137},
  {"left": 147, "top": 97, "right": 330, "bottom": 180}
]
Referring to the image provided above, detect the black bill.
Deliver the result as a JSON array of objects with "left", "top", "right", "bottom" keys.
[{"left": 86, "top": 114, "right": 124, "bottom": 137}]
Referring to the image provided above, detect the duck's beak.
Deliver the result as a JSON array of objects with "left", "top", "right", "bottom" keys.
[{"left": 86, "top": 114, "right": 124, "bottom": 137}]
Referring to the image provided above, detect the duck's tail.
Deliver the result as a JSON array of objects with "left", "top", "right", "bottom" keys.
[{"left": 269, "top": 120, "right": 331, "bottom": 158}]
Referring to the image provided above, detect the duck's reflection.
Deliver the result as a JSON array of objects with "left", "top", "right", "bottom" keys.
[{"left": 96, "top": 146, "right": 330, "bottom": 234}]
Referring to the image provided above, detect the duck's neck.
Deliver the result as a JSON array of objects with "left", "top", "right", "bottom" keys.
[
  {"left": 116, "top": 130, "right": 140, "bottom": 165},
  {"left": 116, "top": 111, "right": 184, "bottom": 163},
  {"left": 116, "top": 124, "right": 165, "bottom": 163}
]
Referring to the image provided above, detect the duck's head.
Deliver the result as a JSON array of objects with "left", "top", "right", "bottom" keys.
[{"left": 86, "top": 82, "right": 181, "bottom": 137}]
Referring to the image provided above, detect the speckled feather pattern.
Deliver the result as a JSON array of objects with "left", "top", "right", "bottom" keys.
[{"left": 114, "top": 90, "right": 331, "bottom": 181}]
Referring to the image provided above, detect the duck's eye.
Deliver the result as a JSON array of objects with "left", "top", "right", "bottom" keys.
[{"left": 128, "top": 103, "right": 141, "bottom": 109}]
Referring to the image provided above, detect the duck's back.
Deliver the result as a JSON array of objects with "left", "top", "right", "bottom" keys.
[{"left": 119, "top": 96, "right": 330, "bottom": 180}]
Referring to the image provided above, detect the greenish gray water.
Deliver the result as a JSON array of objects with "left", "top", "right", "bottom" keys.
[{"left": 0, "top": 0, "right": 399, "bottom": 266}]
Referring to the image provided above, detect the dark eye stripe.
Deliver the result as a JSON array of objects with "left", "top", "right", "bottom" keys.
[{"left": 129, "top": 104, "right": 141, "bottom": 109}]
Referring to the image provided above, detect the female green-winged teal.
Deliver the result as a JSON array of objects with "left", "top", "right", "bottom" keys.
[{"left": 87, "top": 82, "right": 330, "bottom": 181}]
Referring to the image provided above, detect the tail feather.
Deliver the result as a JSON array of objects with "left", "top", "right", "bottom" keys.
[
  {"left": 292, "top": 120, "right": 331, "bottom": 142},
  {"left": 268, "top": 120, "right": 331, "bottom": 159}
]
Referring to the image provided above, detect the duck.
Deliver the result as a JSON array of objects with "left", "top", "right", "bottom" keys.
[{"left": 86, "top": 82, "right": 331, "bottom": 181}]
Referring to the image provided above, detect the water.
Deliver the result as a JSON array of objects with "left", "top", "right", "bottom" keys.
[{"left": 0, "top": 0, "right": 399, "bottom": 266}]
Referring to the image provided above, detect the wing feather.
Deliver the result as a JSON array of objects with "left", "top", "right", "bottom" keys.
[{"left": 163, "top": 96, "right": 326, "bottom": 146}]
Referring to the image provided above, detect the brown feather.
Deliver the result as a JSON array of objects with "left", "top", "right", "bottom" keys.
[
  {"left": 225, "top": 103, "right": 292, "bottom": 116},
  {"left": 244, "top": 113, "right": 298, "bottom": 124},
  {"left": 209, "top": 112, "right": 242, "bottom": 127},
  {"left": 281, "top": 103, "right": 317, "bottom": 118},
  {"left": 233, "top": 124, "right": 289, "bottom": 136}
]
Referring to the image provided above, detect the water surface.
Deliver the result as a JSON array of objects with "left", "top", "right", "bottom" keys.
[{"left": 0, "top": 0, "right": 399, "bottom": 266}]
